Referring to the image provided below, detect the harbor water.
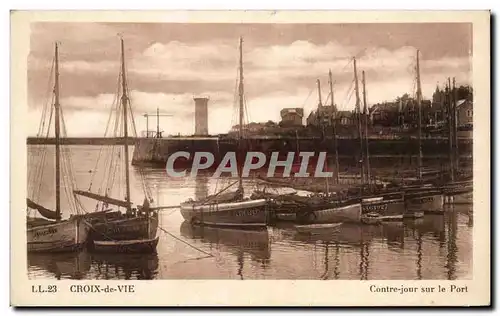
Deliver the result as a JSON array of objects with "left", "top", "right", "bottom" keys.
[{"left": 27, "top": 146, "right": 473, "bottom": 280}]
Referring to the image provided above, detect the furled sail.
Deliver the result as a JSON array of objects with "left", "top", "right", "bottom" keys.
[
  {"left": 26, "top": 198, "right": 61, "bottom": 220},
  {"left": 73, "top": 190, "right": 131, "bottom": 208}
]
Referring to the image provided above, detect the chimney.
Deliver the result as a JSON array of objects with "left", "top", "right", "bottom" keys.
[{"left": 194, "top": 97, "right": 209, "bottom": 135}]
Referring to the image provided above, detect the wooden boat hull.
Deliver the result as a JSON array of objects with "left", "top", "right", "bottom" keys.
[
  {"left": 88, "top": 213, "right": 158, "bottom": 242},
  {"left": 362, "top": 198, "right": 404, "bottom": 216},
  {"left": 93, "top": 236, "right": 159, "bottom": 254},
  {"left": 405, "top": 191, "right": 444, "bottom": 215},
  {"left": 180, "top": 199, "right": 270, "bottom": 229},
  {"left": 296, "top": 202, "right": 362, "bottom": 224},
  {"left": 27, "top": 216, "right": 89, "bottom": 253}
]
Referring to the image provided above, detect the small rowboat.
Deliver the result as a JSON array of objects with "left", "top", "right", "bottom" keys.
[
  {"left": 379, "top": 214, "right": 404, "bottom": 222},
  {"left": 361, "top": 212, "right": 381, "bottom": 225},
  {"left": 295, "top": 223, "right": 342, "bottom": 234},
  {"left": 92, "top": 236, "right": 159, "bottom": 254}
]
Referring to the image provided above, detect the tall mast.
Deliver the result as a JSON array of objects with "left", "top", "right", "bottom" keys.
[
  {"left": 446, "top": 79, "right": 454, "bottom": 181},
  {"left": 120, "top": 38, "right": 132, "bottom": 211},
  {"left": 54, "top": 43, "right": 61, "bottom": 221},
  {"left": 353, "top": 57, "right": 365, "bottom": 186},
  {"left": 238, "top": 36, "right": 244, "bottom": 191},
  {"left": 317, "top": 79, "right": 323, "bottom": 107},
  {"left": 329, "top": 69, "right": 340, "bottom": 184},
  {"left": 416, "top": 50, "right": 423, "bottom": 180},
  {"left": 156, "top": 106, "right": 160, "bottom": 138},
  {"left": 361, "top": 70, "right": 371, "bottom": 187},
  {"left": 452, "top": 77, "right": 458, "bottom": 180}
]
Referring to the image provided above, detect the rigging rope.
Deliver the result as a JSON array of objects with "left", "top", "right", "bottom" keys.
[
  {"left": 35, "top": 58, "right": 55, "bottom": 138},
  {"left": 126, "top": 75, "right": 153, "bottom": 203},
  {"left": 88, "top": 72, "right": 121, "bottom": 192},
  {"left": 28, "top": 91, "right": 55, "bottom": 200},
  {"left": 32, "top": 103, "right": 55, "bottom": 205},
  {"left": 338, "top": 79, "right": 355, "bottom": 112},
  {"left": 157, "top": 225, "right": 214, "bottom": 258},
  {"left": 59, "top": 107, "right": 80, "bottom": 214}
]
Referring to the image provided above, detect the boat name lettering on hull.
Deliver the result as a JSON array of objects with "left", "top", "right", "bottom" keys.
[
  {"left": 236, "top": 208, "right": 261, "bottom": 217},
  {"left": 33, "top": 227, "right": 58, "bottom": 239},
  {"left": 362, "top": 204, "right": 388, "bottom": 212}
]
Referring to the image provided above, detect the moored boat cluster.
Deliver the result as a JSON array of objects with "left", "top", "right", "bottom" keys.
[{"left": 26, "top": 37, "right": 473, "bottom": 256}]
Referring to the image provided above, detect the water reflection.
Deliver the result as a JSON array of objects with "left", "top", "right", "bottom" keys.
[
  {"left": 445, "top": 206, "right": 458, "bottom": 280},
  {"left": 91, "top": 253, "right": 159, "bottom": 280},
  {"left": 405, "top": 215, "right": 446, "bottom": 244},
  {"left": 287, "top": 212, "right": 466, "bottom": 280},
  {"left": 293, "top": 223, "right": 404, "bottom": 248},
  {"left": 195, "top": 176, "right": 209, "bottom": 200},
  {"left": 28, "top": 251, "right": 91, "bottom": 279},
  {"left": 180, "top": 221, "right": 272, "bottom": 262}
]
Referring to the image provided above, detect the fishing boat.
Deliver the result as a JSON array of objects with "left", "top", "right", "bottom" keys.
[
  {"left": 180, "top": 37, "right": 269, "bottom": 229},
  {"left": 26, "top": 43, "right": 90, "bottom": 253},
  {"left": 295, "top": 198, "right": 362, "bottom": 224},
  {"left": 295, "top": 59, "right": 403, "bottom": 224},
  {"left": 404, "top": 188, "right": 444, "bottom": 215},
  {"left": 401, "top": 50, "right": 443, "bottom": 216},
  {"left": 251, "top": 188, "right": 332, "bottom": 222},
  {"left": 356, "top": 68, "right": 406, "bottom": 218},
  {"left": 74, "top": 38, "right": 159, "bottom": 248},
  {"left": 253, "top": 65, "right": 365, "bottom": 225},
  {"left": 441, "top": 75, "right": 474, "bottom": 204}
]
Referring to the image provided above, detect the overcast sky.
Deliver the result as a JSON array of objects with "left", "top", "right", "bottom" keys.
[{"left": 28, "top": 22, "right": 472, "bottom": 137}]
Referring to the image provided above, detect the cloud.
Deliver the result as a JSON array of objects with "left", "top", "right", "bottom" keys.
[
  {"left": 247, "top": 40, "right": 354, "bottom": 69},
  {"left": 28, "top": 38, "right": 471, "bottom": 136}
]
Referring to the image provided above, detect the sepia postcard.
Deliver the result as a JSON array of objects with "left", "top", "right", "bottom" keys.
[{"left": 10, "top": 10, "right": 490, "bottom": 307}]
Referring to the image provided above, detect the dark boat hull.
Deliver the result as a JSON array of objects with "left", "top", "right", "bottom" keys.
[
  {"left": 88, "top": 212, "right": 159, "bottom": 243},
  {"left": 180, "top": 199, "right": 270, "bottom": 229},
  {"left": 296, "top": 202, "right": 362, "bottom": 224},
  {"left": 405, "top": 191, "right": 444, "bottom": 215},
  {"left": 362, "top": 197, "right": 405, "bottom": 217}
]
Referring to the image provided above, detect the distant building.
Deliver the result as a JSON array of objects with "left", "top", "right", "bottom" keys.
[
  {"left": 431, "top": 84, "right": 473, "bottom": 127},
  {"left": 457, "top": 99, "right": 473, "bottom": 128},
  {"left": 306, "top": 104, "right": 337, "bottom": 127},
  {"left": 369, "top": 98, "right": 432, "bottom": 128},
  {"left": 229, "top": 121, "right": 278, "bottom": 135},
  {"left": 335, "top": 110, "right": 356, "bottom": 127},
  {"left": 280, "top": 108, "right": 304, "bottom": 127},
  {"left": 369, "top": 102, "right": 400, "bottom": 127}
]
